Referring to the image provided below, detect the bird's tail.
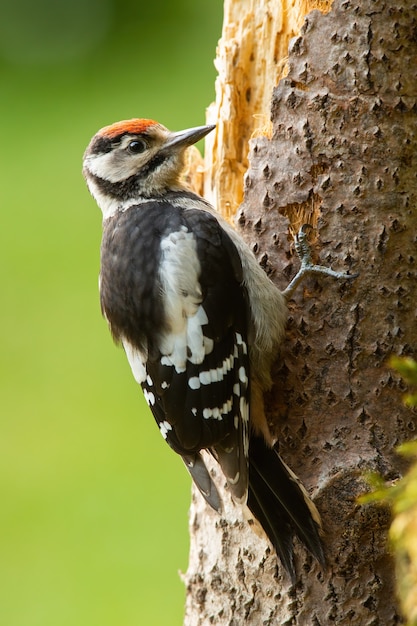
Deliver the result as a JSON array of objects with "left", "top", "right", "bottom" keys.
[{"left": 248, "top": 435, "right": 325, "bottom": 582}]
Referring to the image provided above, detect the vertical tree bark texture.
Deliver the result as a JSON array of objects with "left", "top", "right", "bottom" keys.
[{"left": 184, "top": 0, "right": 417, "bottom": 624}]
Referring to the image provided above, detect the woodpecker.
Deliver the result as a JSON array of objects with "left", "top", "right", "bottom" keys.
[{"left": 83, "top": 117, "right": 354, "bottom": 580}]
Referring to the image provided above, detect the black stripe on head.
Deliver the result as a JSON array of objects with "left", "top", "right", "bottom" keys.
[
  {"left": 87, "top": 151, "right": 171, "bottom": 200},
  {"left": 88, "top": 135, "right": 113, "bottom": 155}
]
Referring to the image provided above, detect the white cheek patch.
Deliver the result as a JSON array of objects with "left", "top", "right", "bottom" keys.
[{"left": 85, "top": 151, "right": 148, "bottom": 184}]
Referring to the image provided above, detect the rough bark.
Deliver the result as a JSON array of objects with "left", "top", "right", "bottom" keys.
[{"left": 184, "top": 0, "right": 417, "bottom": 624}]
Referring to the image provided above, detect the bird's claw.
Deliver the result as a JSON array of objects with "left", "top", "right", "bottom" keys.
[{"left": 282, "top": 224, "right": 358, "bottom": 299}]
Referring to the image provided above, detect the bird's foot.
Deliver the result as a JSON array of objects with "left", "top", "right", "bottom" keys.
[{"left": 282, "top": 224, "right": 358, "bottom": 299}]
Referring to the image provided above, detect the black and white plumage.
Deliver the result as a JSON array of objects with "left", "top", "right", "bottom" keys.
[
  {"left": 83, "top": 118, "right": 325, "bottom": 580},
  {"left": 100, "top": 196, "right": 250, "bottom": 509}
]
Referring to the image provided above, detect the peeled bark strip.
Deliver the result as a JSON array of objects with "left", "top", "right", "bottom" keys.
[{"left": 185, "top": 0, "right": 417, "bottom": 624}]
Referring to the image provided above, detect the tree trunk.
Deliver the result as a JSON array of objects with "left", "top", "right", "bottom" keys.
[{"left": 184, "top": 0, "right": 417, "bottom": 623}]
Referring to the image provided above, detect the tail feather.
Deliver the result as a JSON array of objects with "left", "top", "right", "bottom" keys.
[
  {"left": 248, "top": 465, "right": 297, "bottom": 580},
  {"left": 182, "top": 452, "right": 222, "bottom": 513},
  {"left": 248, "top": 436, "right": 325, "bottom": 580}
]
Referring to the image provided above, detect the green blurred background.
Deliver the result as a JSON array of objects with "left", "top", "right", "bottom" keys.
[{"left": 0, "top": 1, "right": 223, "bottom": 624}]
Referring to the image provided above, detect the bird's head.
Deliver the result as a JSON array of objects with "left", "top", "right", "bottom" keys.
[{"left": 83, "top": 118, "right": 215, "bottom": 218}]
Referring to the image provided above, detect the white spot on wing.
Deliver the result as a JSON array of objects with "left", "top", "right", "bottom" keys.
[
  {"left": 239, "top": 366, "right": 248, "bottom": 385},
  {"left": 202, "top": 406, "right": 224, "bottom": 420},
  {"left": 159, "top": 420, "right": 172, "bottom": 439},
  {"left": 144, "top": 389, "right": 155, "bottom": 406},
  {"left": 190, "top": 357, "right": 234, "bottom": 390},
  {"left": 235, "top": 333, "right": 248, "bottom": 354},
  {"left": 223, "top": 398, "right": 233, "bottom": 414},
  {"left": 199, "top": 370, "right": 211, "bottom": 385},
  {"left": 160, "top": 354, "right": 186, "bottom": 373},
  {"left": 189, "top": 376, "right": 200, "bottom": 390}
]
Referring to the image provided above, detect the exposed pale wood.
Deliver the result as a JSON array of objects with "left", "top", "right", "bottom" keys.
[{"left": 204, "top": 0, "right": 332, "bottom": 221}]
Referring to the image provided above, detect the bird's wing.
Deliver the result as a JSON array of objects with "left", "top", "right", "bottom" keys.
[
  {"left": 143, "top": 205, "right": 250, "bottom": 507},
  {"left": 101, "top": 200, "right": 251, "bottom": 509}
]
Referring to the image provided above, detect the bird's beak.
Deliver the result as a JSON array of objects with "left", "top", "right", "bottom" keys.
[{"left": 162, "top": 124, "right": 216, "bottom": 153}]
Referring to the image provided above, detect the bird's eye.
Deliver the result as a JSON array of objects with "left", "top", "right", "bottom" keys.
[{"left": 128, "top": 139, "right": 147, "bottom": 154}]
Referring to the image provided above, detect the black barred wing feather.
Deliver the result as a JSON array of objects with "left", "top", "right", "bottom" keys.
[
  {"left": 143, "top": 327, "right": 250, "bottom": 508},
  {"left": 210, "top": 332, "right": 249, "bottom": 505},
  {"left": 140, "top": 207, "right": 251, "bottom": 510}
]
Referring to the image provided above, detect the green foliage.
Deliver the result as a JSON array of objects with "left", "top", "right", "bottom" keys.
[
  {"left": 0, "top": 2, "right": 223, "bottom": 625},
  {"left": 390, "top": 441, "right": 417, "bottom": 626},
  {"left": 390, "top": 356, "right": 417, "bottom": 408},
  {"left": 360, "top": 357, "right": 417, "bottom": 626}
]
